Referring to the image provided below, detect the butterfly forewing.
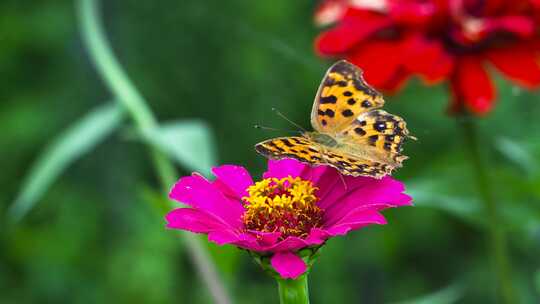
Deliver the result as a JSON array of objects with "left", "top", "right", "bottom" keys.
[
  {"left": 255, "top": 137, "right": 323, "bottom": 164},
  {"left": 311, "top": 60, "right": 385, "bottom": 134}
]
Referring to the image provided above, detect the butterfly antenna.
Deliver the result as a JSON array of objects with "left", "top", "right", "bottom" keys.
[
  {"left": 271, "top": 108, "right": 307, "bottom": 133},
  {"left": 254, "top": 125, "right": 302, "bottom": 134}
]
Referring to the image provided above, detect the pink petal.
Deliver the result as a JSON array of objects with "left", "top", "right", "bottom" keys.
[
  {"left": 165, "top": 208, "right": 232, "bottom": 232},
  {"left": 298, "top": 164, "right": 330, "bottom": 184},
  {"left": 304, "top": 228, "right": 331, "bottom": 244},
  {"left": 264, "top": 237, "right": 311, "bottom": 252},
  {"left": 165, "top": 208, "right": 259, "bottom": 249},
  {"left": 270, "top": 252, "right": 307, "bottom": 279},
  {"left": 311, "top": 167, "right": 343, "bottom": 206},
  {"left": 208, "top": 230, "right": 245, "bottom": 245},
  {"left": 263, "top": 159, "right": 309, "bottom": 179},
  {"left": 322, "top": 176, "right": 412, "bottom": 227},
  {"left": 325, "top": 210, "right": 387, "bottom": 236},
  {"left": 169, "top": 174, "right": 244, "bottom": 228},
  {"left": 212, "top": 165, "right": 253, "bottom": 199},
  {"left": 249, "top": 231, "right": 282, "bottom": 246},
  {"left": 220, "top": 233, "right": 261, "bottom": 250},
  {"left": 318, "top": 175, "right": 381, "bottom": 209}
]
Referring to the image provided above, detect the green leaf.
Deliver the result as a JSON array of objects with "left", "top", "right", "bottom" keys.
[
  {"left": 392, "top": 283, "right": 464, "bottom": 304},
  {"left": 8, "top": 102, "right": 124, "bottom": 222},
  {"left": 495, "top": 137, "right": 537, "bottom": 175},
  {"left": 143, "top": 120, "right": 217, "bottom": 176}
]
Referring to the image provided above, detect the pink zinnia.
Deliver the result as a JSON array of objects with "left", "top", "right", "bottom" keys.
[{"left": 166, "top": 159, "right": 411, "bottom": 279}]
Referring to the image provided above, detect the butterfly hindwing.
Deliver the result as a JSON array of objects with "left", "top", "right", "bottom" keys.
[
  {"left": 311, "top": 60, "right": 385, "bottom": 134},
  {"left": 340, "top": 109, "right": 412, "bottom": 166},
  {"left": 320, "top": 148, "right": 391, "bottom": 178}
]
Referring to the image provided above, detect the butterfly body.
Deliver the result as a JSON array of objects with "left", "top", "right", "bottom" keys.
[{"left": 256, "top": 60, "right": 414, "bottom": 178}]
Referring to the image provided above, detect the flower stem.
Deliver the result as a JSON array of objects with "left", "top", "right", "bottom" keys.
[
  {"left": 457, "top": 116, "right": 517, "bottom": 303},
  {"left": 77, "top": 1, "right": 231, "bottom": 303},
  {"left": 276, "top": 275, "right": 310, "bottom": 304}
]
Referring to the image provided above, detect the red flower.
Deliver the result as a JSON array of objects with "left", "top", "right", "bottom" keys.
[{"left": 315, "top": 0, "right": 540, "bottom": 115}]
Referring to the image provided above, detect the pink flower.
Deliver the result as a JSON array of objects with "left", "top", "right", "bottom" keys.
[{"left": 166, "top": 159, "right": 411, "bottom": 279}]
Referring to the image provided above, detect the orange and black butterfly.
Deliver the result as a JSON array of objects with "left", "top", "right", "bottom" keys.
[{"left": 255, "top": 60, "right": 415, "bottom": 178}]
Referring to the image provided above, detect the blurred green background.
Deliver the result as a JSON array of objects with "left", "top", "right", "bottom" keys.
[{"left": 2, "top": 1, "right": 540, "bottom": 303}]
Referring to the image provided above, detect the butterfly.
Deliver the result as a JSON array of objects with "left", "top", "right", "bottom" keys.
[{"left": 255, "top": 60, "right": 415, "bottom": 178}]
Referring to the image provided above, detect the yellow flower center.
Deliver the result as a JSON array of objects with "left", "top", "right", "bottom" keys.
[{"left": 242, "top": 176, "right": 323, "bottom": 239}]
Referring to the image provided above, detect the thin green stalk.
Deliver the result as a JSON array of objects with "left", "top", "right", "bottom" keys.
[
  {"left": 276, "top": 275, "right": 310, "bottom": 304},
  {"left": 77, "top": 1, "right": 231, "bottom": 303},
  {"left": 457, "top": 116, "right": 517, "bottom": 304}
]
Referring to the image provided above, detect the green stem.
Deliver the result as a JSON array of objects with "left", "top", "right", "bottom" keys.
[
  {"left": 276, "top": 275, "right": 310, "bottom": 304},
  {"left": 77, "top": 1, "right": 231, "bottom": 303},
  {"left": 457, "top": 116, "right": 517, "bottom": 304}
]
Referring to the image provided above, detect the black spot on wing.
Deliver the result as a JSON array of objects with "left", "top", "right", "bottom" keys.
[
  {"left": 361, "top": 100, "right": 372, "bottom": 108},
  {"left": 374, "top": 121, "right": 386, "bottom": 132},
  {"left": 354, "top": 127, "right": 366, "bottom": 136},
  {"left": 341, "top": 109, "right": 354, "bottom": 117},
  {"left": 320, "top": 95, "right": 337, "bottom": 104}
]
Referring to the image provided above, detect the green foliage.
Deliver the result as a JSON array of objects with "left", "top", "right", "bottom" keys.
[
  {"left": 143, "top": 120, "right": 217, "bottom": 177},
  {"left": 8, "top": 102, "right": 124, "bottom": 221},
  {"left": 2, "top": 0, "right": 540, "bottom": 303},
  {"left": 392, "top": 283, "right": 464, "bottom": 304}
]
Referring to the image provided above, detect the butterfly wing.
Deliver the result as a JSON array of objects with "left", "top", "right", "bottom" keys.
[
  {"left": 337, "top": 109, "right": 413, "bottom": 170},
  {"left": 256, "top": 60, "right": 414, "bottom": 178},
  {"left": 255, "top": 136, "right": 324, "bottom": 165},
  {"left": 311, "top": 60, "right": 384, "bottom": 134},
  {"left": 254, "top": 136, "right": 391, "bottom": 178},
  {"left": 318, "top": 147, "right": 392, "bottom": 178}
]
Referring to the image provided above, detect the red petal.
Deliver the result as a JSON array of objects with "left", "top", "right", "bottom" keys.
[
  {"left": 481, "top": 16, "right": 535, "bottom": 38},
  {"left": 388, "top": 1, "right": 436, "bottom": 26},
  {"left": 401, "top": 34, "right": 454, "bottom": 84},
  {"left": 486, "top": 43, "right": 540, "bottom": 89},
  {"left": 346, "top": 40, "right": 410, "bottom": 91},
  {"left": 450, "top": 57, "right": 496, "bottom": 115},
  {"left": 315, "top": 13, "right": 391, "bottom": 55}
]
